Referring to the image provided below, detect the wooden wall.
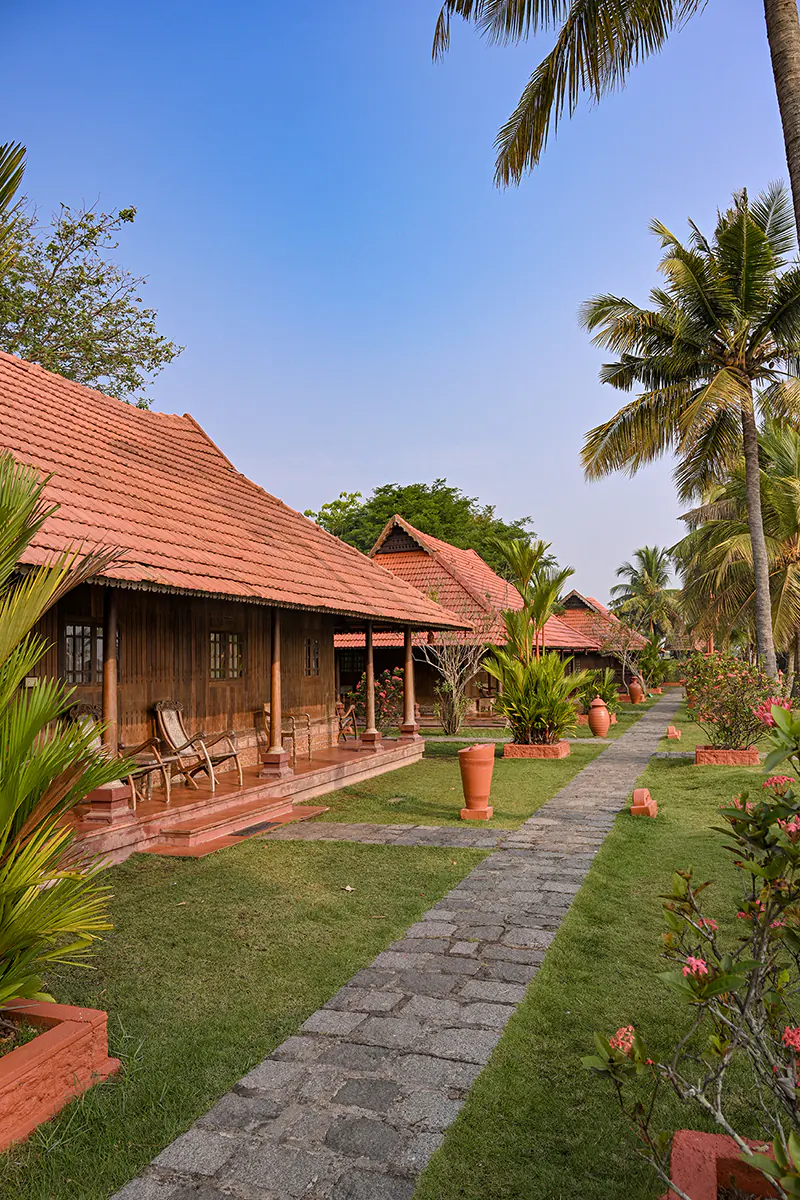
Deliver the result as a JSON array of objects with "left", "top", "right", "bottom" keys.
[{"left": 32, "top": 584, "right": 338, "bottom": 760}]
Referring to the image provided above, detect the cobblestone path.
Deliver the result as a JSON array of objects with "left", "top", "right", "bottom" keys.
[{"left": 115, "top": 692, "right": 681, "bottom": 1200}]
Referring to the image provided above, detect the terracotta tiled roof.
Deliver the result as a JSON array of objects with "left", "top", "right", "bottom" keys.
[
  {"left": 559, "top": 590, "right": 647, "bottom": 650},
  {"left": 0, "top": 354, "right": 466, "bottom": 627},
  {"left": 335, "top": 518, "right": 604, "bottom": 651}
]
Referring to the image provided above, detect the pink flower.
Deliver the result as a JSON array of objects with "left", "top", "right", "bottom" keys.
[
  {"left": 772, "top": 918, "right": 787, "bottom": 929},
  {"left": 754, "top": 697, "right": 792, "bottom": 727},
  {"left": 698, "top": 918, "right": 718, "bottom": 932},
  {"left": 778, "top": 816, "right": 800, "bottom": 842},
  {"left": 682, "top": 956, "right": 709, "bottom": 979},
  {"left": 765, "top": 775, "right": 796, "bottom": 796},
  {"left": 783, "top": 1027, "right": 800, "bottom": 1053},
  {"left": 609, "top": 1025, "right": 635, "bottom": 1055}
]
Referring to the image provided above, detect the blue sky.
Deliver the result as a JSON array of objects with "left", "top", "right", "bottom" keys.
[{"left": 6, "top": 0, "right": 789, "bottom": 597}]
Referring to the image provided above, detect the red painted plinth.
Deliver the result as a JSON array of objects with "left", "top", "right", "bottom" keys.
[
  {"left": 359, "top": 731, "right": 383, "bottom": 752},
  {"left": 83, "top": 783, "right": 133, "bottom": 825},
  {"left": 503, "top": 741, "right": 570, "bottom": 759},
  {"left": 695, "top": 746, "right": 760, "bottom": 766},
  {"left": 667, "top": 726, "right": 682, "bottom": 740},
  {"left": 460, "top": 805, "right": 494, "bottom": 821},
  {"left": 0, "top": 1001, "right": 119, "bottom": 1152},
  {"left": 660, "top": 1130, "right": 777, "bottom": 1200},
  {"left": 398, "top": 723, "right": 422, "bottom": 742},
  {"left": 630, "top": 787, "right": 658, "bottom": 818},
  {"left": 259, "top": 748, "right": 293, "bottom": 777}
]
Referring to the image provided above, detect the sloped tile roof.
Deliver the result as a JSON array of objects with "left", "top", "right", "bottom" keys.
[
  {"left": 0, "top": 354, "right": 466, "bottom": 627},
  {"left": 335, "top": 517, "right": 604, "bottom": 651},
  {"left": 559, "top": 590, "right": 647, "bottom": 650}
]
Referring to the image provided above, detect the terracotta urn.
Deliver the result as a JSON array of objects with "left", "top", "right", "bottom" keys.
[
  {"left": 628, "top": 678, "right": 644, "bottom": 705},
  {"left": 458, "top": 743, "right": 495, "bottom": 821},
  {"left": 587, "top": 697, "right": 611, "bottom": 739}
]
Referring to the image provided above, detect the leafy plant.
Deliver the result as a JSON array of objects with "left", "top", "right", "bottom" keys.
[
  {"left": 582, "top": 707, "right": 800, "bottom": 1199},
  {"left": 484, "top": 650, "right": 590, "bottom": 745},
  {"left": 348, "top": 667, "right": 404, "bottom": 732},
  {"left": 0, "top": 454, "right": 125, "bottom": 1006},
  {"left": 685, "top": 651, "right": 786, "bottom": 749},
  {"left": 576, "top": 667, "right": 620, "bottom": 715},
  {"left": 638, "top": 634, "right": 667, "bottom": 691}
]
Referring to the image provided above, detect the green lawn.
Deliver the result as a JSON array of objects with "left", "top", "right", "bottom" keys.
[
  {"left": 1, "top": 840, "right": 485, "bottom": 1200},
  {"left": 315, "top": 741, "right": 606, "bottom": 829},
  {"left": 415, "top": 755, "right": 762, "bottom": 1200}
]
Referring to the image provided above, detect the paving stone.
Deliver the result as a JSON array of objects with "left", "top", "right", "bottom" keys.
[
  {"left": 319, "top": 1043, "right": 389, "bottom": 1071},
  {"left": 425, "top": 954, "right": 481, "bottom": 976},
  {"left": 391, "top": 1130, "right": 446, "bottom": 1176},
  {"left": 196, "top": 1091, "right": 283, "bottom": 1131},
  {"left": 481, "top": 959, "right": 540, "bottom": 984},
  {"left": 404, "top": 921, "right": 457, "bottom": 939},
  {"left": 458, "top": 979, "right": 528, "bottom": 1004},
  {"left": 353, "top": 1016, "right": 423, "bottom": 1049},
  {"left": 452, "top": 924, "right": 504, "bottom": 941},
  {"left": 235, "top": 1058, "right": 307, "bottom": 1095},
  {"left": 461, "top": 1001, "right": 515, "bottom": 1028},
  {"left": 113, "top": 1180, "right": 180, "bottom": 1200},
  {"left": 223, "top": 1145, "right": 340, "bottom": 1195},
  {"left": 391, "top": 1090, "right": 464, "bottom": 1130},
  {"left": 333, "top": 1078, "right": 401, "bottom": 1113},
  {"left": 326, "top": 987, "right": 404, "bottom": 1014},
  {"left": 501, "top": 927, "right": 555, "bottom": 950},
  {"left": 272, "top": 1036, "right": 325, "bottom": 1062},
  {"left": 390, "top": 937, "right": 451, "bottom": 955},
  {"left": 332, "top": 1169, "right": 415, "bottom": 1200},
  {"left": 302, "top": 1010, "right": 366, "bottom": 1036},
  {"left": 417, "top": 1027, "right": 503, "bottom": 1063},
  {"left": 347, "top": 968, "right": 399, "bottom": 989},
  {"left": 448, "top": 941, "right": 479, "bottom": 957},
  {"left": 390, "top": 1054, "right": 482, "bottom": 1090},
  {"left": 403, "top": 995, "right": 463, "bottom": 1024},
  {"left": 326, "top": 1116, "right": 402, "bottom": 1161},
  {"left": 153, "top": 1129, "right": 237, "bottom": 1177},
  {"left": 270, "top": 1102, "right": 335, "bottom": 1144},
  {"left": 395, "top": 968, "right": 459, "bottom": 998}
]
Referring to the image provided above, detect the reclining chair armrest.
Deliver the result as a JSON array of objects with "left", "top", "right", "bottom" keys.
[{"left": 119, "top": 737, "right": 162, "bottom": 756}]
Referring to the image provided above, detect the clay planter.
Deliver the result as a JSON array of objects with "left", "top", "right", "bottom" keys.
[
  {"left": 0, "top": 1000, "right": 120, "bottom": 1152},
  {"left": 576, "top": 713, "right": 590, "bottom": 725},
  {"left": 628, "top": 679, "right": 645, "bottom": 705},
  {"left": 503, "top": 741, "right": 570, "bottom": 759},
  {"left": 610, "top": 713, "right": 618, "bottom": 725},
  {"left": 458, "top": 743, "right": 495, "bottom": 821},
  {"left": 695, "top": 745, "right": 760, "bottom": 767},
  {"left": 630, "top": 787, "right": 658, "bottom": 817},
  {"left": 587, "top": 697, "right": 611, "bottom": 739},
  {"left": 659, "top": 1130, "right": 777, "bottom": 1200}
]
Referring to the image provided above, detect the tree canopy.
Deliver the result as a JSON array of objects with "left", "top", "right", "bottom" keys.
[
  {"left": 0, "top": 200, "right": 181, "bottom": 406},
  {"left": 305, "top": 479, "right": 533, "bottom": 574}
]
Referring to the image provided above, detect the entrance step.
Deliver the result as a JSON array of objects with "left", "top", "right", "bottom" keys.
[{"left": 139, "top": 802, "right": 328, "bottom": 856}]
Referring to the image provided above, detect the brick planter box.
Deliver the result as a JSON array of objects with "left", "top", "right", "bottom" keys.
[
  {"left": 695, "top": 745, "right": 760, "bottom": 766},
  {"left": 503, "top": 741, "right": 570, "bottom": 759},
  {"left": 0, "top": 1001, "right": 120, "bottom": 1151},
  {"left": 659, "top": 1129, "right": 777, "bottom": 1199}
]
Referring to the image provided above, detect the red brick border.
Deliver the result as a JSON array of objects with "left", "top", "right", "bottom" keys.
[
  {"left": 503, "top": 741, "right": 570, "bottom": 759},
  {"left": 660, "top": 1130, "right": 776, "bottom": 1199},
  {"left": 0, "top": 1001, "right": 120, "bottom": 1151},
  {"left": 695, "top": 746, "right": 760, "bottom": 766}
]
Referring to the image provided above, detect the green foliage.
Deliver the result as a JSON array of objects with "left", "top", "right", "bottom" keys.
[
  {"left": 348, "top": 667, "right": 404, "bottom": 732},
  {"left": 637, "top": 634, "right": 667, "bottom": 690},
  {"left": 610, "top": 546, "right": 680, "bottom": 638},
  {"left": 0, "top": 454, "right": 125, "bottom": 1005},
  {"left": 305, "top": 480, "right": 532, "bottom": 575},
  {"left": 485, "top": 650, "right": 590, "bottom": 744},
  {"left": 577, "top": 667, "right": 620, "bottom": 715},
  {"left": 0, "top": 142, "right": 25, "bottom": 273},
  {"left": 684, "top": 651, "right": 784, "bottom": 749},
  {"left": 433, "top": 681, "right": 471, "bottom": 736},
  {"left": 0, "top": 202, "right": 181, "bottom": 406}
]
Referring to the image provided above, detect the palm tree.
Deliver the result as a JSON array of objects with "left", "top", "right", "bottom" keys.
[
  {"left": 432, "top": 2, "right": 800, "bottom": 238},
  {"left": 610, "top": 545, "right": 678, "bottom": 636},
  {"left": 674, "top": 421, "right": 800, "bottom": 673},
  {"left": 580, "top": 184, "right": 800, "bottom": 678},
  {"left": 0, "top": 142, "right": 25, "bottom": 271},
  {"left": 491, "top": 536, "right": 574, "bottom": 656}
]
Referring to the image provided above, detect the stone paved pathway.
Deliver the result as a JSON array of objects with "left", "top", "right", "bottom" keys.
[{"left": 115, "top": 692, "right": 681, "bottom": 1200}]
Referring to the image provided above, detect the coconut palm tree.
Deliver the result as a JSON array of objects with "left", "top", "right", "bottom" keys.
[
  {"left": 432, "top": 2, "right": 800, "bottom": 238},
  {"left": 0, "top": 142, "right": 25, "bottom": 272},
  {"left": 674, "top": 421, "right": 800, "bottom": 673},
  {"left": 610, "top": 545, "right": 679, "bottom": 636},
  {"left": 490, "top": 536, "right": 574, "bottom": 656},
  {"left": 581, "top": 184, "right": 800, "bottom": 677}
]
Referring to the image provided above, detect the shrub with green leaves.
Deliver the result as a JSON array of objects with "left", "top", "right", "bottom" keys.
[
  {"left": 684, "top": 651, "right": 784, "bottom": 749},
  {"left": 484, "top": 650, "right": 590, "bottom": 744},
  {"left": 0, "top": 455, "right": 125, "bottom": 1006}
]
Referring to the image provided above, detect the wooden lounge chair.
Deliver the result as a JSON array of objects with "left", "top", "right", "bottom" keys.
[
  {"left": 336, "top": 701, "right": 359, "bottom": 742},
  {"left": 262, "top": 706, "right": 312, "bottom": 769},
  {"left": 154, "top": 700, "right": 242, "bottom": 793},
  {"left": 65, "top": 702, "right": 174, "bottom": 810}
]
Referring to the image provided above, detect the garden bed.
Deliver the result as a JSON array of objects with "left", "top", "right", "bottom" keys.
[
  {"left": 414, "top": 755, "right": 763, "bottom": 1200},
  {"left": 503, "top": 740, "right": 570, "bottom": 759},
  {"left": 695, "top": 745, "right": 760, "bottom": 766},
  {"left": 314, "top": 741, "right": 605, "bottom": 828},
  {"left": 0, "top": 839, "right": 485, "bottom": 1200}
]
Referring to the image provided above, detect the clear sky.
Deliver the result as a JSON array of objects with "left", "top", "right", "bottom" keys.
[{"left": 6, "top": 0, "right": 789, "bottom": 599}]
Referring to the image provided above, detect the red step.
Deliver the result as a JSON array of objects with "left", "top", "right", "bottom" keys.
[{"left": 139, "top": 799, "right": 328, "bottom": 855}]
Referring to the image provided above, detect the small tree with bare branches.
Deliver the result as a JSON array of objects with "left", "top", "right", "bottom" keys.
[{"left": 418, "top": 605, "right": 497, "bottom": 735}]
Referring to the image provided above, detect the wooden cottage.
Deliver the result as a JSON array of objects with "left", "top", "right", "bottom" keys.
[
  {"left": 334, "top": 516, "right": 638, "bottom": 718},
  {"left": 0, "top": 354, "right": 466, "bottom": 860}
]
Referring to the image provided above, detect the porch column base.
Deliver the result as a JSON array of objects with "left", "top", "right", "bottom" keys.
[
  {"left": 83, "top": 783, "right": 133, "bottom": 825},
  {"left": 398, "top": 723, "right": 422, "bottom": 742},
  {"left": 359, "top": 731, "right": 382, "bottom": 752},
  {"left": 259, "top": 749, "right": 294, "bottom": 778}
]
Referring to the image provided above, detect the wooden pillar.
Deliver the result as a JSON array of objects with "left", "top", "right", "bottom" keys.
[
  {"left": 102, "top": 588, "right": 118, "bottom": 752},
  {"left": 399, "top": 626, "right": 421, "bottom": 740},
  {"left": 260, "top": 607, "right": 292, "bottom": 776},
  {"left": 360, "top": 621, "right": 381, "bottom": 748}
]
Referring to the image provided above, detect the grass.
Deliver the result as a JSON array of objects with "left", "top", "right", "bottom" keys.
[
  {"left": 571, "top": 694, "right": 661, "bottom": 740},
  {"left": 314, "top": 741, "right": 606, "bottom": 829},
  {"left": 0, "top": 839, "right": 485, "bottom": 1200},
  {"left": 0, "top": 1021, "right": 39, "bottom": 1058},
  {"left": 415, "top": 754, "right": 763, "bottom": 1200},
  {"left": 656, "top": 701, "right": 771, "bottom": 753}
]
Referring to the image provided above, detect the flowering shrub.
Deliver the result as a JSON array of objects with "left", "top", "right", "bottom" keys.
[
  {"left": 683, "top": 651, "right": 786, "bottom": 749},
  {"left": 582, "top": 702, "right": 800, "bottom": 1199},
  {"left": 348, "top": 667, "right": 404, "bottom": 731}
]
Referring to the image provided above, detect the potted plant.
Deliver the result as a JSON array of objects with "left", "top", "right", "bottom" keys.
[
  {"left": 485, "top": 650, "right": 591, "bottom": 758},
  {"left": 684, "top": 652, "right": 788, "bottom": 765},
  {"left": 0, "top": 456, "right": 124, "bottom": 1151},
  {"left": 582, "top": 709, "right": 800, "bottom": 1199}
]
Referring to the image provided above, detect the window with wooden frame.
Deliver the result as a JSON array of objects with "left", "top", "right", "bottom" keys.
[
  {"left": 210, "top": 630, "right": 244, "bottom": 680},
  {"left": 304, "top": 637, "right": 320, "bottom": 677},
  {"left": 63, "top": 621, "right": 104, "bottom": 685}
]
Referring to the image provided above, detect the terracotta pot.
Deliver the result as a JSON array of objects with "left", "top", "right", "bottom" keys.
[
  {"left": 695, "top": 745, "right": 760, "bottom": 766},
  {"left": 659, "top": 1129, "right": 777, "bottom": 1200},
  {"left": 587, "top": 697, "right": 611, "bottom": 739},
  {"left": 628, "top": 679, "right": 644, "bottom": 705},
  {"left": 458, "top": 743, "right": 495, "bottom": 821},
  {"left": 503, "top": 741, "right": 570, "bottom": 759},
  {"left": 0, "top": 1001, "right": 119, "bottom": 1152},
  {"left": 610, "top": 713, "right": 618, "bottom": 725}
]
